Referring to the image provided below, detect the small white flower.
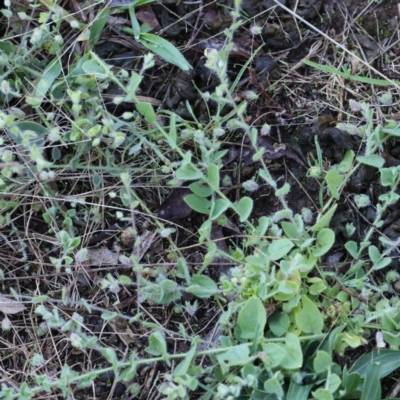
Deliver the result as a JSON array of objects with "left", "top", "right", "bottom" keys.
[{"left": 375, "top": 331, "right": 386, "bottom": 349}]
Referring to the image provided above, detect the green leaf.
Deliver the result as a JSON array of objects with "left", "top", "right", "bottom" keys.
[
  {"left": 261, "top": 343, "right": 286, "bottom": 368},
  {"left": 373, "top": 257, "right": 392, "bottom": 271},
  {"left": 325, "top": 169, "right": 344, "bottom": 199},
  {"left": 280, "top": 333, "right": 303, "bottom": 369},
  {"left": 281, "top": 221, "right": 302, "bottom": 240},
  {"left": 11, "top": 121, "right": 48, "bottom": 147},
  {"left": 382, "top": 127, "right": 400, "bottom": 137},
  {"left": 101, "top": 347, "right": 118, "bottom": 369},
  {"left": 313, "top": 204, "right": 337, "bottom": 232},
  {"left": 238, "top": 296, "right": 267, "bottom": 339},
  {"left": 128, "top": 5, "right": 141, "bottom": 40},
  {"left": 313, "top": 228, "right": 335, "bottom": 257},
  {"left": 312, "top": 388, "right": 333, "bottom": 400},
  {"left": 168, "top": 112, "right": 177, "bottom": 148},
  {"left": 341, "top": 366, "right": 361, "bottom": 397},
  {"left": 361, "top": 363, "right": 381, "bottom": 400},
  {"left": 235, "top": 196, "right": 253, "bottom": 222},
  {"left": 173, "top": 338, "right": 198, "bottom": 377},
  {"left": 302, "top": 59, "right": 349, "bottom": 78},
  {"left": 349, "top": 350, "right": 400, "bottom": 378},
  {"left": 184, "top": 194, "right": 211, "bottom": 214},
  {"left": 295, "top": 295, "right": 323, "bottom": 333},
  {"left": 0, "top": 40, "right": 14, "bottom": 53},
  {"left": 136, "top": 101, "right": 155, "bottom": 123},
  {"left": 175, "top": 164, "right": 203, "bottom": 180},
  {"left": 337, "top": 150, "right": 355, "bottom": 173},
  {"left": 368, "top": 245, "right": 380, "bottom": 263},
  {"left": 125, "top": 71, "right": 142, "bottom": 102},
  {"left": 216, "top": 344, "right": 250, "bottom": 375},
  {"left": 320, "top": 325, "right": 345, "bottom": 354},
  {"left": 357, "top": 154, "right": 385, "bottom": 168},
  {"left": 90, "top": 7, "right": 110, "bottom": 47},
  {"left": 101, "top": 311, "right": 119, "bottom": 320},
  {"left": 268, "top": 238, "right": 294, "bottom": 260},
  {"left": 303, "top": 59, "right": 400, "bottom": 86},
  {"left": 313, "top": 351, "right": 332, "bottom": 374},
  {"left": 345, "top": 240, "right": 359, "bottom": 259},
  {"left": 210, "top": 198, "right": 229, "bottom": 220},
  {"left": 82, "top": 58, "right": 109, "bottom": 78},
  {"left": 207, "top": 164, "right": 220, "bottom": 189},
  {"left": 380, "top": 167, "right": 397, "bottom": 187},
  {"left": 287, "top": 380, "right": 313, "bottom": 400},
  {"left": 189, "top": 181, "right": 213, "bottom": 197},
  {"left": 186, "top": 275, "right": 218, "bottom": 298},
  {"left": 32, "top": 295, "right": 48, "bottom": 303},
  {"left": 264, "top": 377, "right": 283, "bottom": 397},
  {"left": 139, "top": 33, "right": 192, "bottom": 71},
  {"left": 268, "top": 311, "right": 290, "bottom": 337},
  {"left": 33, "top": 58, "right": 62, "bottom": 103},
  {"left": 329, "top": 373, "right": 341, "bottom": 394},
  {"left": 145, "top": 331, "right": 170, "bottom": 365}
]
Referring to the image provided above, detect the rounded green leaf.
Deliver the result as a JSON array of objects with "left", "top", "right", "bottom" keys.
[
  {"left": 210, "top": 198, "right": 229, "bottom": 220},
  {"left": 235, "top": 197, "right": 253, "bottom": 222},
  {"left": 313, "top": 228, "right": 335, "bottom": 257},
  {"left": 280, "top": 333, "right": 303, "bottom": 369},
  {"left": 238, "top": 296, "right": 266, "bottom": 339},
  {"left": 176, "top": 164, "right": 204, "bottom": 180},
  {"left": 184, "top": 194, "right": 210, "bottom": 214},
  {"left": 268, "top": 239, "right": 294, "bottom": 260},
  {"left": 295, "top": 295, "right": 323, "bottom": 334},
  {"left": 189, "top": 181, "right": 212, "bottom": 197}
]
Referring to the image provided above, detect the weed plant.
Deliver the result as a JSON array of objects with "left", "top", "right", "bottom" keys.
[{"left": 1, "top": 0, "right": 400, "bottom": 399}]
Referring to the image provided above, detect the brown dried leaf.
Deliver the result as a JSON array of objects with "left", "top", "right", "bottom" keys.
[
  {"left": 108, "top": 316, "right": 136, "bottom": 346},
  {"left": 136, "top": 6, "right": 161, "bottom": 32},
  {"left": 158, "top": 188, "right": 192, "bottom": 220},
  {"left": 132, "top": 230, "right": 156, "bottom": 260},
  {"left": 86, "top": 246, "right": 119, "bottom": 265},
  {"left": 0, "top": 295, "right": 26, "bottom": 314},
  {"left": 241, "top": 137, "right": 305, "bottom": 166}
]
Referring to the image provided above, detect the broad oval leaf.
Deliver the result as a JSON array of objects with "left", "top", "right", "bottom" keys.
[
  {"left": 82, "top": 59, "right": 109, "bottom": 78},
  {"left": 235, "top": 196, "right": 253, "bottom": 222},
  {"left": 280, "top": 333, "right": 303, "bottom": 369},
  {"left": 313, "top": 228, "right": 335, "bottom": 257},
  {"left": 295, "top": 295, "right": 323, "bottom": 334},
  {"left": 357, "top": 154, "right": 385, "bottom": 168},
  {"left": 176, "top": 164, "right": 203, "bottom": 180},
  {"left": 184, "top": 194, "right": 210, "bottom": 214},
  {"left": 268, "top": 238, "right": 294, "bottom": 261},
  {"left": 210, "top": 198, "right": 229, "bottom": 220},
  {"left": 325, "top": 169, "right": 344, "bottom": 200},
  {"left": 186, "top": 275, "right": 218, "bottom": 298},
  {"left": 207, "top": 164, "right": 220, "bottom": 188},
  {"left": 189, "top": 181, "right": 213, "bottom": 197},
  {"left": 238, "top": 296, "right": 267, "bottom": 339}
]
